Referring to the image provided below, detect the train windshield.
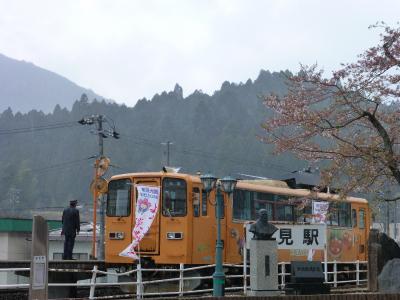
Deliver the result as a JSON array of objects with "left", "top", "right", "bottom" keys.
[
  {"left": 107, "top": 179, "right": 131, "bottom": 217},
  {"left": 162, "top": 178, "right": 187, "bottom": 217}
]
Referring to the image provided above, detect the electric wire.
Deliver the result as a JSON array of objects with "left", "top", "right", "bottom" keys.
[
  {"left": 0, "top": 157, "right": 93, "bottom": 182},
  {"left": 0, "top": 121, "right": 80, "bottom": 135},
  {"left": 116, "top": 132, "right": 292, "bottom": 173},
  {"left": 0, "top": 120, "right": 293, "bottom": 176}
]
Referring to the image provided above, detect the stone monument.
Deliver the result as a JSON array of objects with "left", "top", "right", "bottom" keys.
[{"left": 249, "top": 209, "right": 280, "bottom": 296}]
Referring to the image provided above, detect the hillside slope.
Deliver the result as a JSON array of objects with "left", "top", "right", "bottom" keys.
[{"left": 0, "top": 53, "right": 100, "bottom": 113}]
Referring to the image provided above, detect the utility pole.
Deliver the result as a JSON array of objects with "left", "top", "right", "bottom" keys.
[
  {"left": 79, "top": 115, "right": 119, "bottom": 260},
  {"left": 383, "top": 198, "right": 399, "bottom": 238},
  {"left": 98, "top": 115, "right": 104, "bottom": 156},
  {"left": 161, "top": 141, "right": 173, "bottom": 166},
  {"left": 395, "top": 202, "right": 398, "bottom": 240},
  {"left": 387, "top": 200, "right": 390, "bottom": 236},
  {"left": 96, "top": 115, "right": 105, "bottom": 260}
]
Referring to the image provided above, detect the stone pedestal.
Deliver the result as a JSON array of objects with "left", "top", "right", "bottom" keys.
[{"left": 249, "top": 239, "right": 279, "bottom": 296}]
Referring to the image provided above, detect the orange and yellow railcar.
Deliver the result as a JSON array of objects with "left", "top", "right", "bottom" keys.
[{"left": 105, "top": 172, "right": 370, "bottom": 267}]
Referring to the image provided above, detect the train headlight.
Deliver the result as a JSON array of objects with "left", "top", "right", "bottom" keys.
[
  {"left": 109, "top": 232, "right": 125, "bottom": 240},
  {"left": 166, "top": 232, "right": 183, "bottom": 240}
]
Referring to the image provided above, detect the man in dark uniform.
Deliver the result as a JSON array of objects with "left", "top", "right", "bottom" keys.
[{"left": 62, "top": 199, "right": 80, "bottom": 260}]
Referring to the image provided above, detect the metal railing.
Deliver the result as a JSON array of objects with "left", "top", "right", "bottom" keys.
[
  {"left": 0, "top": 260, "right": 368, "bottom": 299},
  {"left": 278, "top": 260, "right": 368, "bottom": 289}
]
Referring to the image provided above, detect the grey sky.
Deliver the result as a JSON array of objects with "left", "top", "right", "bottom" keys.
[{"left": 0, "top": 0, "right": 399, "bottom": 107}]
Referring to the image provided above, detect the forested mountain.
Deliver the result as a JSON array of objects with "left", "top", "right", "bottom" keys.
[
  {"left": 0, "top": 53, "right": 100, "bottom": 113},
  {"left": 0, "top": 70, "right": 306, "bottom": 217}
]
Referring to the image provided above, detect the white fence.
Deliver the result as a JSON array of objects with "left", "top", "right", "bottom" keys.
[{"left": 0, "top": 260, "right": 368, "bottom": 299}]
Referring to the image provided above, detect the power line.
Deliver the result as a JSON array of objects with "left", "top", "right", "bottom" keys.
[
  {"left": 0, "top": 121, "right": 79, "bottom": 136},
  {"left": 117, "top": 133, "right": 292, "bottom": 173},
  {"left": 0, "top": 157, "right": 93, "bottom": 182}
]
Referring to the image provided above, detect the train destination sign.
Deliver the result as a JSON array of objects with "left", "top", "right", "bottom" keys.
[{"left": 246, "top": 224, "right": 327, "bottom": 250}]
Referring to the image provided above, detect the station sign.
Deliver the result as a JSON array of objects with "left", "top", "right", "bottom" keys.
[{"left": 246, "top": 223, "right": 327, "bottom": 250}]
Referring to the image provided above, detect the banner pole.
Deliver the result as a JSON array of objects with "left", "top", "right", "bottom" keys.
[
  {"left": 324, "top": 225, "right": 328, "bottom": 283},
  {"left": 137, "top": 244, "right": 142, "bottom": 299}
]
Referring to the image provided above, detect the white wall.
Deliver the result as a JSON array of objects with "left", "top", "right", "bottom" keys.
[
  {"left": 0, "top": 232, "right": 31, "bottom": 284},
  {"left": 49, "top": 238, "right": 92, "bottom": 260}
]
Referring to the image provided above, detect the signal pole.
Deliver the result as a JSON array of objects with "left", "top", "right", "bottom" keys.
[
  {"left": 161, "top": 141, "right": 173, "bottom": 166},
  {"left": 79, "top": 115, "right": 119, "bottom": 260},
  {"left": 98, "top": 115, "right": 104, "bottom": 156}
]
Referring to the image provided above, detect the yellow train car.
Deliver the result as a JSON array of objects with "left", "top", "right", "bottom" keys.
[{"left": 105, "top": 172, "right": 370, "bottom": 266}]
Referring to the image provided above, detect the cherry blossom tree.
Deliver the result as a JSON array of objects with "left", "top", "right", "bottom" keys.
[{"left": 261, "top": 23, "right": 400, "bottom": 197}]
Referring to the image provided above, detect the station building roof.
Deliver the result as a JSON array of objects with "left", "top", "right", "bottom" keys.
[{"left": 0, "top": 218, "right": 62, "bottom": 233}]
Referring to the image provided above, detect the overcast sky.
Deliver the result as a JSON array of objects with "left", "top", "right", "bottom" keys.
[{"left": 0, "top": 0, "right": 399, "bottom": 107}]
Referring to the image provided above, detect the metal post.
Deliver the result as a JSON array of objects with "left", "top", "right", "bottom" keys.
[
  {"left": 89, "top": 265, "right": 98, "bottom": 299},
  {"left": 356, "top": 260, "right": 360, "bottom": 286},
  {"left": 213, "top": 185, "right": 225, "bottom": 296},
  {"left": 333, "top": 260, "right": 337, "bottom": 288},
  {"left": 243, "top": 232, "right": 247, "bottom": 294},
  {"left": 136, "top": 263, "right": 142, "bottom": 299},
  {"left": 179, "top": 263, "right": 184, "bottom": 296}
]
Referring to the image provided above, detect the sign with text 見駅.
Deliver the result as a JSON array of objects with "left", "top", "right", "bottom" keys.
[{"left": 246, "top": 223, "right": 326, "bottom": 250}]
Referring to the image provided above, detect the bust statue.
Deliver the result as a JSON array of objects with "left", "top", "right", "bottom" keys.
[{"left": 249, "top": 209, "right": 278, "bottom": 240}]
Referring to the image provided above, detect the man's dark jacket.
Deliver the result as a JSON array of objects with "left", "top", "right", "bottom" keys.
[{"left": 62, "top": 207, "right": 80, "bottom": 236}]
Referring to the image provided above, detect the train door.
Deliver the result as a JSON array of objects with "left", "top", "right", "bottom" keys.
[
  {"left": 357, "top": 206, "right": 367, "bottom": 260},
  {"left": 105, "top": 178, "right": 134, "bottom": 263},
  {"left": 158, "top": 177, "right": 190, "bottom": 264},
  {"left": 134, "top": 177, "right": 161, "bottom": 255},
  {"left": 192, "top": 186, "right": 214, "bottom": 264}
]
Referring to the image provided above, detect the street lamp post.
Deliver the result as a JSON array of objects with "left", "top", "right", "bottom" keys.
[{"left": 200, "top": 174, "right": 237, "bottom": 297}]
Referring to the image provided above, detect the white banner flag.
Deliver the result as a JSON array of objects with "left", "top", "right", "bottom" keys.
[
  {"left": 119, "top": 185, "right": 160, "bottom": 259},
  {"left": 312, "top": 201, "right": 329, "bottom": 224}
]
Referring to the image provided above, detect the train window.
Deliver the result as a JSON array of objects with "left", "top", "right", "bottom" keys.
[
  {"left": 201, "top": 190, "right": 207, "bottom": 216},
  {"left": 193, "top": 188, "right": 200, "bottom": 217},
  {"left": 359, "top": 209, "right": 365, "bottom": 229},
  {"left": 338, "top": 202, "right": 351, "bottom": 227},
  {"left": 291, "top": 197, "right": 312, "bottom": 223},
  {"left": 107, "top": 179, "right": 131, "bottom": 217},
  {"left": 328, "top": 203, "right": 339, "bottom": 226},
  {"left": 352, "top": 209, "right": 357, "bottom": 227},
  {"left": 162, "top": 178, "right": 187, "bottom": 217},
  {"left": 233, "top": 189, "right": 297, "bottom": 222},
  {"left": 254, "top": 192, "right": 275, "bottom": 218},
  {"left": 264, "top": 203, "right": 273, "bottom": 221},
  {"left": 276, "top": 205, "right": 294, "bottom": 222},
  {"left": 233, "top": 189, "right": 252, "bottom": 220},
  {"left": 328, "top": 202, "right": 351, "bottom": 227}
]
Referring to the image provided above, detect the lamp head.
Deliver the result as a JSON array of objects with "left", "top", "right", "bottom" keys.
[
  {"left": 200, "top": 173, "right": 217, "bottom": 193},
  {"left": 220, "top": 176, "right": 237, "bottom": 194}
]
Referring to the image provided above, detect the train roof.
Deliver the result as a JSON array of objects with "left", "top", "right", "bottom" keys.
[
  {"left": 109, "top": 172, "right": 368, "bottom": 204},
  {"left": 110, "top": 172, "right": 201, "bottom": 183},
  {"left": 236, "top": 180, "right": 368, "bottom": 204}
]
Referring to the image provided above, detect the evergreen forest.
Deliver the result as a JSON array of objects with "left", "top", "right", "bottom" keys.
[{"left": 0, "top": 70, "right": 307, "bottom": 218}]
